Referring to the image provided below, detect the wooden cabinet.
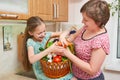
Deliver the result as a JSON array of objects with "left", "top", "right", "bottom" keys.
[
  {"left": 29, "top": 0, "right": 68, "bottom": 21},
  {"left": 29, "top": 0, "right": 53, "bottom": 21},
  {"left": 52, "top": 0, "right": 68, "bottom": 21},
  {"left": 0, "top": 0, "right": 68, "bottom": 21}
]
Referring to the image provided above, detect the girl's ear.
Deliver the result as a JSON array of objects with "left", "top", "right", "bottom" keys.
[{"left": 28, "top": 31, "right": 33, "bottom": 36}]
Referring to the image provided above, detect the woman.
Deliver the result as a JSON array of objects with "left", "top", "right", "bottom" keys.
[{"left": 55, "top": 0, "right": 110, "bottom": 80}]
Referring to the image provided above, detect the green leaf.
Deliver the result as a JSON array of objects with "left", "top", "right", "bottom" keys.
[
  {"left": 62, "top": 56, "right": 68, "bottom": 62},
  {"left": 42, "top": 56, "right": 49, "bottom": 61},
  {"left": 46, "top": 41, "right": 53, "bottom": 48},
  {"left": 39, "top": 47, "right": 45, "bottom": 51},
  {"left": 68, "top": 43, "right": 75, "bottom": 54}
]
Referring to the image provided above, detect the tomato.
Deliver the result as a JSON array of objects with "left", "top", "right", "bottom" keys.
[
  {"left": 63, "top": 44, "right": 67, "bottom": 48},
  {"left": 57, "top": 41, "right": 67, "bottom": 48},
  {"left": 53, "top": 55, "right": 62, "bottom": 63},
  {"left": 57, "top": 55, "right": 62, "bottom": 59},
  {"left": 57, "top": 41, "right": 62, "bottom": 46}
]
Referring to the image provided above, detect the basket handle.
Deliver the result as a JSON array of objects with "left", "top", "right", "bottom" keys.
[{"left": 45, "top": 37, "right": 59, "bottom": 49}]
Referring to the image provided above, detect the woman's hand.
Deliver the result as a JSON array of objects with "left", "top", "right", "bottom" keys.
[
  {"left": 54, "top": 45, "right": 71, "bottom": 57},
  {"left": 47, "top": 42, "right": 62, "bottom": 53},
  {"left": 59, "top": 31, "right": 69, "bottom": 46},
  {"left": 48, "top": 42, "right": 67, "bottom": 56}
]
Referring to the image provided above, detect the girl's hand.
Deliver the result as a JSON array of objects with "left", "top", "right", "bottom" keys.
[
  {"left": 53, "top": 46, "right": 70, "bottom": 57},
  {"left": 48, "top": 42, "right": 65, "bottom": 56},
  {"left": 47, "top": 42, "right": 63, "bottom": 53},
  {"left": 48, "top": 42, "right": 57, "bottom": 51}
]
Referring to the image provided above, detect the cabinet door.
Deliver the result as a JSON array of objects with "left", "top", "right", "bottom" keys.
[
  {"left": 29, "top": 0, "right": 68, "bottom": 21},
  {"left": 53, "top": 0, "right": 68, "bottom": 21},
  {"left": 58, "top": 0, "right": 68, "bottom": 21},
  {"left": 0, "top": 0, "right": 28, "bottom": 20},
  {"left": 29, "top": 0, "right": 53, "bottom": 21}
]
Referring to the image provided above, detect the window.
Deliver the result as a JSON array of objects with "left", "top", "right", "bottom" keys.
[
  {"left": 104, "top": 0, "right": 120, "bottom": 71},
  {"left": 117, "top": 1, "right": 120, "bottom": 58}
]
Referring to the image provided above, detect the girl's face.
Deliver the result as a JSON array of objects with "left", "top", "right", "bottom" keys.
[
  {"left": 82, "top": 12, "right": 99, "bottom": 31},
  {"left": 29, "top": 23, "right": 46, "bottom": 42}
]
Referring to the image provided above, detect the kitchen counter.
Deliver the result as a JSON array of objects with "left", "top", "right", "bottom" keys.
[{"left": 0, "top": 74, "right": 36, "bottom": 80}]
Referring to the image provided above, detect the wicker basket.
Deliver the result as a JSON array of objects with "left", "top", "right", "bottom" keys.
[
  {"left": 39, "top": 37, "right": 75, "bottom": 78},
  {"left": 40, "top": 59, "right": 70, "bottom": 78}
]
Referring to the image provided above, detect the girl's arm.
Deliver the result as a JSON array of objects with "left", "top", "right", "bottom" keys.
[
  {"left": 27, "top": 43, "right": 57, "bottom": 64},
  {"left": 50, "top": 26, "right": 83, "bottom": 45},
  {"left": 51, "top": 32, "right": 62, "bottom": 38}
]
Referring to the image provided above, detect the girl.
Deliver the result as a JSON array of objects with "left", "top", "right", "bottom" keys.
[
  {"left": 22, "top": 16, "right": 73, "bottom": 80},
  {"left": 55, "top": 0, "right": 110, "bottom": 80}
]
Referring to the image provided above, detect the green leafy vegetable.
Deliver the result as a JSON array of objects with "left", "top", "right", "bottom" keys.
[
  {"left": 46, "top": 41, "right": 53, "bottom": 48},
  {"left": 68, "top": 43, "right": 75, "bottom": 54},
  {"left": 62, "top": 56, "right": 68, "bottom": 62},
  {"left": 42, "top": 56, "right": 49, "bottom": 61},
  {"left": 39, "top": 47, "right": 45, "bottom": 51}
]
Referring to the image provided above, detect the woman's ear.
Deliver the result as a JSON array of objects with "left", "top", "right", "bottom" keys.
[{"left": 28, "top": 31, "right": 33, "bottom": 36}]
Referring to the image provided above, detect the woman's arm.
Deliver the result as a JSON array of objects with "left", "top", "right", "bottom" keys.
[
  {"left": 66, "top": 28, "right": 82, "bottom": 42},
  {"left": 64, "top": 47, "right": 106, "bottom": 75},
  {"left": 59, "top": 27, "right": 82, "bottom": 46},
  {"left": 54, "top": 45, "right": 106, "bottom": 75}
]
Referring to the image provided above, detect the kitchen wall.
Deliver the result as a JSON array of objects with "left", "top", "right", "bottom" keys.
[
  {"left": 61, "top": 0, "right": 120, "bottom": 80},
  {"left": 0, "top": 20, "right": 26, "bottom": 77}
]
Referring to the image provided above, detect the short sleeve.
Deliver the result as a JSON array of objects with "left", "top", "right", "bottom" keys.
[
  {"left": 91, "top": 34, "right": 110, "bottom": 55},
  {"left": 27, "top": 38, "right": 35, "bottom": 47},
  {"left": 91, "top": 38, "right": 102, "bottom": 49},
  {"left": 44, "top": 32, "right": 52, "bottom": 42}
]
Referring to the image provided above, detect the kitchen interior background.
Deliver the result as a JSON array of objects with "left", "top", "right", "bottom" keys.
[{"left": 0, "top": 0, "right": 120, "bottom": 80}]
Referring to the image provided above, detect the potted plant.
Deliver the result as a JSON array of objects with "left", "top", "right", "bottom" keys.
[{"left": 109, "top": 0, "right": 120, "bottom": 16}]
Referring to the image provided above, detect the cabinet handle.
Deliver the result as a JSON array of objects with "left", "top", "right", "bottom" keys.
[
  {"left": 0, "top": 14, "right": 18, "bottom": 19},
  {"left": 56, "top": 4, "right": 59, "bottom": 18},
  {"left": 53, "top": 3, "right": 57, "bottom": 19}
]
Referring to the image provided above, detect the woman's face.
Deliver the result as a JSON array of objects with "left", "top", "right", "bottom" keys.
[
  {"left": 82, "top": 12, "right": 99, "bottom": 31},
  {"left": 29, "top": 22, "right": 46, "bottom": 42}
]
